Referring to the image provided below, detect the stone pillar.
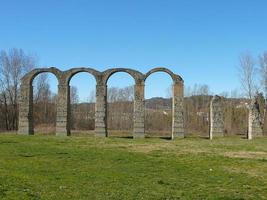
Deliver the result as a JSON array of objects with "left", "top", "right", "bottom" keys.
[
  {"left": 133, "top": 82, "right": 145, "bottom": 138},
  {"left": 248, "top": 97, "right": 263, "bottom": 139},
  {"left": 18, "top": 84, "right": 34, "bottom": 135},
  {"left": 209, "top": 95, "right": 224, "bottom": 139},
  {"left": 172, "top": 82, "right": 184, "bottom": 139},
  {"left": 56, "top": 84, "right": 70, "bottom": 136},
  {"left": 95, "top": 84, "right": 107, "bottom": 137}
]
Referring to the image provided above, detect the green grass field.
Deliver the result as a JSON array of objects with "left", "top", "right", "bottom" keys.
[{"left": 0, "top": 134, "right": 267, "bottom": 200}]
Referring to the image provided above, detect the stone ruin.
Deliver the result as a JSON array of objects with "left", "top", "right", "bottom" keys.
[
  {"left": 209, "top": 95, "right": 224, "bottom": 139},
  {"left": 18, "top": 67, "right": 184, "bottom": 139},
  {"left": 18, "top": 67, "right": 266, "bottom": 139},
  {"left": 248, "top": 95, "right": 264, "bottom": 139},
  {"left": 208, "top": 94, "right": 265, "bottom": 140}
]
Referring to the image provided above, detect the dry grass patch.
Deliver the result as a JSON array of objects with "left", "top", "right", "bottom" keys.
[
  {"left": 224, "top": 166, "right": 266, "bottom": 178},
  {"left": 224, "top": 151, "right": 267, "bottom": 159}
]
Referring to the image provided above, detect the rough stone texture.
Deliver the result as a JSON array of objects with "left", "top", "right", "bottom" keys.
[
  {"left": 18, "top": 85, "right": 34, "bottom": 135},
  {"left": 95, "top": 83, "right": 107, "bottom": 137},
  {"left": 102, "top": 68, "right": 144, "bottom": 85},
  {"left": 255, "top": 93, "right": 265, "bottom": 124},
  {"left": 209, "top": 95, "right": 224, "bottom": 139},
  {"left": 172, "top": 83, "right": 184, "bottom": 138},
  {"left": 18, "top": 67, "right": 185, "bottom": 139},
  {"left": 248, "top": 96, "right": 263, "bottom": 139},
  {"left": 56, "top": 84, "right": 70, "bottom": 136},
  {"left": 144, "top": 67, "right": 183, "bottom": 83},
  {"left": 133, "top": 82, "right": 145, "bottom": 138}
]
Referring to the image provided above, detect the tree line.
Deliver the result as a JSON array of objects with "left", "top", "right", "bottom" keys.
[
  {"left": 238, "top": 52, "right": 267, "bottom": 99},
  {"left": 1, "top": 48, "right": 267, "bottom": 136}
]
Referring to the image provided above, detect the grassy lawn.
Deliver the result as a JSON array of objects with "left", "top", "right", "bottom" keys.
[{"left": 0, "top": 134, "right": 267, "bottom": 199}]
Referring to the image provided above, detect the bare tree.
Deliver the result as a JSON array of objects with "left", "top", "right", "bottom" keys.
[
  {"left": 87, "top": 90, "right": 96, "bottom": 103},
  {"left": 184, "top": 86, "right": 190, "bottom": 97},
  {"left": 198, "top": 84, "right": 210, "bottom": 95},
  {"left": 107, "top": 86, "right": 134, "bottom": 102},
  {"left": 0, "top": 48, "right": 36, "bottom": 130},
  {"left": 69, "top": 86, "right": 79, "bottom": 130},
  {"left": 259, "top": 51, "right": 267, "bottom": 100},
  {"left": 238, "top": 53, "right": 257, "bottom": 99},
  {"left": 230, "top": 89, "right": 241, "bottom": 98},
  {"left": 70, "top": 86, "right": 79, "bottom": 104},
  {"left": 165, "top": 85, "right": 173, "bottom": 98},
  {"left": 219, "top": 91, "right": 229, "bottom": 98},
  {"left": 33, "top": 73, "right": 50, "bottom": 104},
  {"left": 107, "top": 86, "right": 134, "bottom": 132},
  {"left": 186, "top": 83, "right": 210, "bottom": 96},
  {"left": 259, "top": 51, "right": 267, "bottom": 133},
  {"left": 32, "top": 74, "right": 58, "bottom": 130}
]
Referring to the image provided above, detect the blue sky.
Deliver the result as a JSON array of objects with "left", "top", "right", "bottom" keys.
[{"left": 1, "top": 0, "right": 267, "bottom": 101}]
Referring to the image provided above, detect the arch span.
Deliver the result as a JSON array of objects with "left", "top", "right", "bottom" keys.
[
  {"left": 68, "top": 70, "right": 97, "bottom": 135},
  {"left": 64, "top": 67, "right": 101, "bottom": 85},
  {"left": 21, "top": 67, "right": 62, "bottom": 86},
  {"left": 106, "top": 71, "right": 136, "bottom": 137},
  {"left": 145, "top": 67, "right": 183, "bottom": 84},
  {"left": 18, "top": 66, "right": 184, "bottom": 139},
  {"left": 32, "top": 72, "right": 59, "bottom": 135},
  {"left": 144, "top": 71, "right": 174, "bottom": 138},
  {"left": 102, "top": 68, "right": 144, "bottom": 85}
]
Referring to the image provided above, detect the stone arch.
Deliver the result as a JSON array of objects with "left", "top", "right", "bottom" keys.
[
  {"left": 209, "top": 95, "right": 224, "bottom": 139},
  {"left": 144, "top": 67, "right": 184, "bottom": 138},
  {"left": 18, "top": 67, "right": 62, "bottom": 135},
  {"left": 64, "top": 67, "right": 102, "bottom": 85},
  {"left": 18, "top": 67, "right": 184, "bottom": 138},
  {"left": 21, "top": 67, "right": 62, "bottom": 86},
  {"left": 102, "top": 68, "right": 144, "bottom": 85},
  {"left": 66, "top": 69, "right": 100, "bottom": 135},
  {"left": 144, "top": 67, "right": 183, "bottom": 84},
  {"left": 32, "top": 72, "right": 59, "bottom": 135},
  {"left": 101, "top": 68, "right": 145, "bottom": 138},
  {"left": 105, "top": 71, "right": 137, "bottom": 137}
]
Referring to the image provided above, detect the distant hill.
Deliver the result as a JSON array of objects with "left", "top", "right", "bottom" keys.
[
  {"left": 72, "top": 95, "right": 251, "bottom": 111},
  {"left": 145, "top": 97, "right": 172, "bottom": 110}
]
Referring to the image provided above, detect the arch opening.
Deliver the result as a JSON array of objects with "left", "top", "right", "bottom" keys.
[
  {"left": 103, "top": 68, "right": 140, "bottom": 85},
  {"left": 69, "top": 72, "right": 96, "bottom": 136},
  {"left": 28, "top": 68, "right": 60, "bottom": 86},
  {"left": 106, "top": 72, "right": 135, "bottom": 137},
  {"left": 66, "top": 69, "right": 98, "bottom": 85},
  {"left": 32, "top": 72, "right": 58, "bottom": 135},
  {"left": 145, "top": 71, "right": 173, "bottom": 138}
]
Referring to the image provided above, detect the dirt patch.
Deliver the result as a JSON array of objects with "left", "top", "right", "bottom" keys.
[
  {"left": 102, "top": 142, "right": 211, "bottom": 156},
  {"left": 224, "top": 166, "right": 265, "bottom": 177},
  {"left": 105, "top": 142, "right": 177, "bottom": 153},
  {"left": 224, "top": 151, "right": 267, "bottom": 159}
]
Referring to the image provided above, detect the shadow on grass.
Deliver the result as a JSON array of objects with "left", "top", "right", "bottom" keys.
[
  {"left": 109, "top": 136, "right": 134, "bottom": 139},
  {"left": 107, "top": 135, "right": 173, "bottom": 140}
]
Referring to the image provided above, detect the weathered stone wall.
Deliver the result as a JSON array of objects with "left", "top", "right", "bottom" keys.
[
  {"left": 248, "top": 96, "right": 263, "bottom": 139},
  {"left": 18, "top": 67, "right": 184, "bottom": 139},
  {"left": 95, "top": 83, "right": 107, "bottom": 137},
  {"left": 172, "top": 82, "right": 184, "bottom": 138},
  {"left": 18, "top": 85, "right": 34, "bottom": 135},
  {"left": 209, "top": 95, "right": 224, "bottom": 139},
  {"left": 56, "top": 84, "right": 70, "bottom": 136},
  {"left": 133, "top": 82, "right": 145, "bottom": 138}
]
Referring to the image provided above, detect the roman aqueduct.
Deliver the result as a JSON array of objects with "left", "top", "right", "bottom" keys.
[{"left": 18, "top": 67, "right": 263, "bottom": 139}]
